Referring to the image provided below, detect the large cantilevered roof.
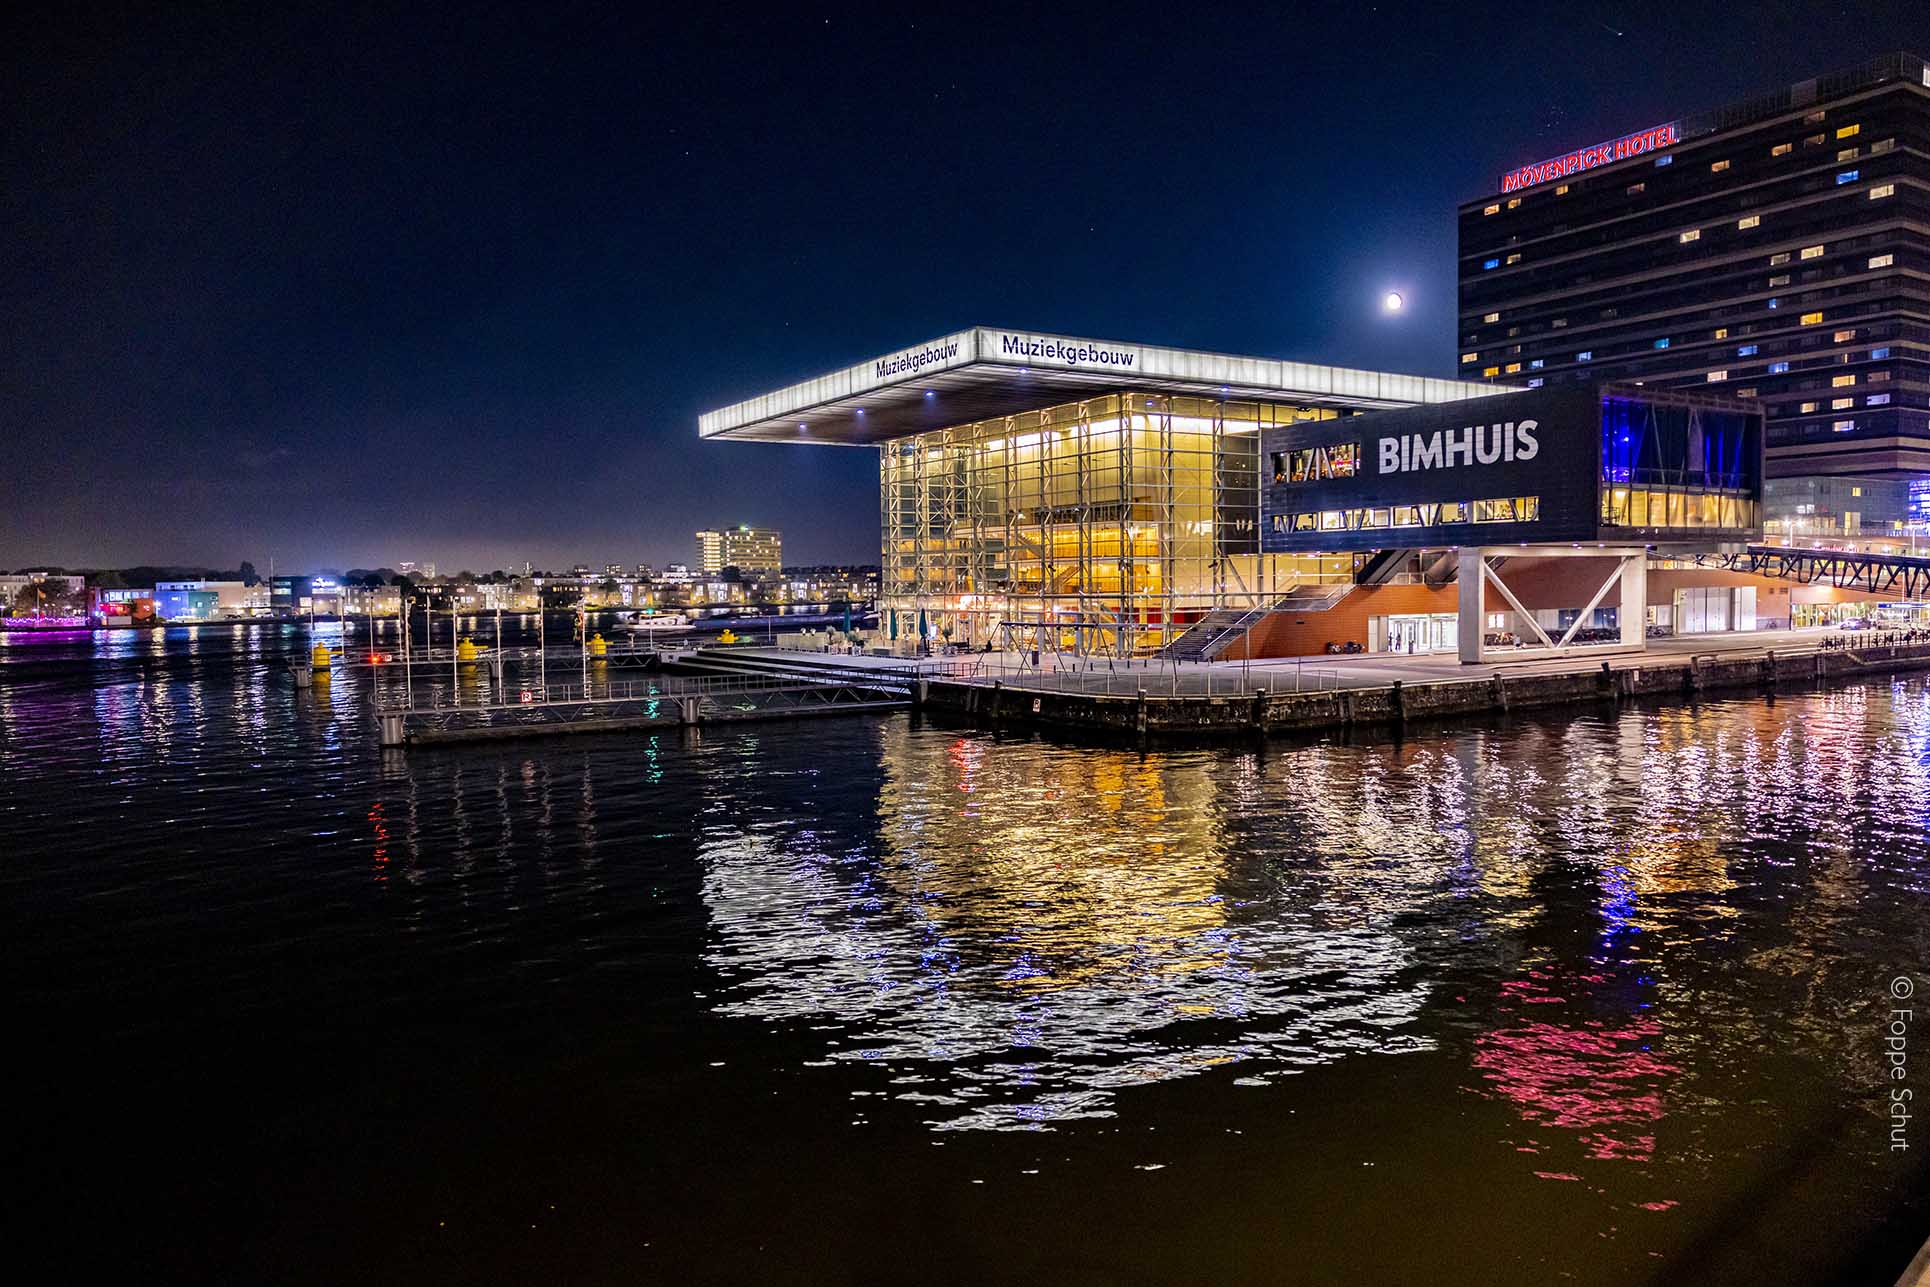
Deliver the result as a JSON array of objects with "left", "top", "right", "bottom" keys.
[{"left": 698, "top": 326, "right": 1512, "bottom": 446}]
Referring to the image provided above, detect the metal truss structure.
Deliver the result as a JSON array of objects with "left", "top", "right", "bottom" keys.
[{"left": 1690, "top": 544, "right": 1930, "bottom": 599}]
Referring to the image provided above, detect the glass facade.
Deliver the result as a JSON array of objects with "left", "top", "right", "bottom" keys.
[
  {"left": 1599, "top": 394, "right": 1761, "bottom": 530},
  {"left": 879, "top": 392, "right": 1348, "bottom": 655}
]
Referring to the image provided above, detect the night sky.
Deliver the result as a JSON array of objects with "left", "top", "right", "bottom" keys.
[{"left": 6, "top": 2, "right": 1926, "bottom": 572}]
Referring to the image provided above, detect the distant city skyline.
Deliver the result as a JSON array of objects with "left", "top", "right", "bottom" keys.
[{"left": 4, "top": 4, "right": 1924, "bottom": 569}]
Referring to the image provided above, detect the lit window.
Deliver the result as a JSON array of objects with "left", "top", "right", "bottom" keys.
[
  {"left": 1737, "top": 344, "right": 1758, "bottom": 356},
  {"left": 1482, "top": 366, "right": 1499, "bottom": 377},
  {"left": 1805, "top": 110, "right": 1826, "bottom": 123},
  {"left": 1679, "top": 229, "right": 1701, "bottom": 244},
  {"left": 1831, "top": 397, "right": 1853, "bottom": 409},
  {"left": 1736, "top": 387, "right": 1757, "bottom": 398},
  {"left": 1506, "top": 198, "right": 1520, "bottom": 209},
  {"left": 1505, "top": 252, "right": 1522, "bottom": 264},
  {"left": 1529, "top": 359, "right": 1544, "bottom": 369},
  {"left": 1483, "top": 258, "right": 1500, "bottom": 270},
  {"left": 1577, "top": 351, "right": 1593, "bottom": 362},
  {"left": 1799, "top": 401, "right": 1818, "bottom": 413},
  {"left": 1551, "top": 317, "right": 1567, "bottom": 328},
  {"left": 1771, "top": 142, "right": 1793, "bottom": 156},
  {"left": 1767, "top": 298, "right": 1781, "bottom": 309},
  {"left": 1869, "top": 254, "right": 1895, "bottom": 269},
  {"left": 1805, "top": 133, "right": 1825, "bottom": 147},
  {"left": 1653, "top": 338, "right": 1671, "bottom": 349},
  {"left": 1482, "top": 311, "right": 1500, "bottom": 323},
  {"left": 1707, "top": 370, "right": 1728, "bottom": 382},
  {"left": 1852, "top": 487, "right": 1864, "bottom": 497},
  {"left": 1869, "top": 393, "right": 1892, "bottom": 406},
  {"left": 1770, "top": 252, "right": 1791, "bottom": 265},
  {"left": 1801, "top": 312, "right": 1824, "bottom": 325},
  {"left": 1555, "top": 184, "right": 1570, "bottom": 195},
  {"left": 1655, "top": 155, "right": 1672, "bottom": 167},
  {"left": 1832, "top": 374, "right": 1856, "bottom": 387},
  {"left": 1836, "top": 170, "right": 1860, "bottom": 185},
  {"left": 1872, "top": 347, "right": 1891, "bottom": 359},
  {"left": 1714, "top": 328, "right": 1729, "bottom": 340},
  {"left": 1738, "top": 215, "right": 1761, "bottom": 230},
  {"left": 1832, "top": 329, "right": 1856, "bottom": 342},
  {"left": 1461, "top": 352, "right": 1478, "bottom": 364},
  {"left": 1711, "top": 159, "right": 1730, "bottom": 173},
  {"left": 1800, "top": 244, "right": 1824, "bottom": 259},
  {"left": 1527, "top": 377, "right": 1544, "bottom": 387},
  {"left": 1836, "top": 123, "right": 1860, "bottom": 139},
  {"left": 1833, "top": 419, "right": 1855, "bottom": 432},
  {"left": 1872, "top": 138, "right": 1896, "bottom": 154},
  {"left": 1838, "top": 147, "right": 1860, "bottom": 162},
  {"left": 1871, "top": 184, "right": 1896, "bottom": 199},
  {"left": 1626, "top": 182, "right": 1646, "bottom": 195},
  {"left": 1483, "top": 203, "right": 1501, "bottom": 215},
  {"left": 1769, "top": 275, "right": 1790, "bottom": 287},
  {"left": 1504, "top": 362, "right": 1522, "bottom": 374},
  {"left": 1769, "top": 361, "right": 1790, "bottom": 373}
]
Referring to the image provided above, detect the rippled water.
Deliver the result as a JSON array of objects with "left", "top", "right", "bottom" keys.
[{"left": 4, "top": 624, "right": 1928, "bottom": 1283}]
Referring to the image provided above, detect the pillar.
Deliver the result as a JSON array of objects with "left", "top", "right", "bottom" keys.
[
  {"left": 1457, "top": 548, "right": 1486, "bottom": 664},
  {"left": 1619, "top": 554, "right": 1647, "bottom": 649}
]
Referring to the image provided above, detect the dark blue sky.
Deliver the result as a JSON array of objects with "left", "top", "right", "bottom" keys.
[{"left": 5, "top": 1, "right": 1926, "bottom": 572}]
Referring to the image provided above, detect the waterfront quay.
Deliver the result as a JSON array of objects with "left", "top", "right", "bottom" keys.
[{"left": 704, "top": 626, "right": 1930, "bottom": 739}]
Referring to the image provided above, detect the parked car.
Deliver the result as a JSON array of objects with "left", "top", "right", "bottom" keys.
[{"left": 1839, "top": 617, "right": 1871, "bottom": 631}]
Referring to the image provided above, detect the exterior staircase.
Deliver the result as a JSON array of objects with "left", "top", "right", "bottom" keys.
[{"left": 1155, "top": 582, "right": 1354, "bottom": 661}]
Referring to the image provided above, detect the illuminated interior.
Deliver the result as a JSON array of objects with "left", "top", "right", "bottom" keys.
[{"left": 879, "top": 393, "right": 1351, "bottom": 654}]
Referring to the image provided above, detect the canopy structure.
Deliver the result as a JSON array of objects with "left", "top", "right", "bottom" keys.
[{"left": 698, "top": 327, "right": 1506, "bottom": 447}]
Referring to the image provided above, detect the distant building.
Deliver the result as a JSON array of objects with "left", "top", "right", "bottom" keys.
[
  {"left": 397, "top": 561, "right": 437, "bottom": 580},
  {"left": 154, "top": 579, "right": 250, "bottom": 620},
  {"left": 696, "top": 525, "right": 782, "bottom": 574}
]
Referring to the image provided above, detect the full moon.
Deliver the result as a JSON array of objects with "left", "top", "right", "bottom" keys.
[{"left": 1383, "top": 290, "right": 1405, "bottom": 313}]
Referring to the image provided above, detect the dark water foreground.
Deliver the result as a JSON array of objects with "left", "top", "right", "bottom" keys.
[{"left": 3, "top": 625, "right": 1928, "bottom": 1283}]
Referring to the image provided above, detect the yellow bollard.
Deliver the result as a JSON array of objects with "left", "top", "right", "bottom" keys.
[
  {"left": 456, "top": 636, "right": 480, "bottom": 664},
  {"left": 589, "top": 633, "right": 608, "bottom": 658},
  {"left": 310, "top": 642, "right": 333, "bottom": 671},
  {"left": 718, "top": 628, "right": 739, "bottom": 645}
]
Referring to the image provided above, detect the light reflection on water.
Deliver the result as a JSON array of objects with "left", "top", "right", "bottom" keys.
[{"left": 5, "top": 625, "right": 1930, "bottom": 1280}]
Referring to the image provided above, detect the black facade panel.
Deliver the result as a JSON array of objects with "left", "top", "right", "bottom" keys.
[{"left": 1260, "top": 388, "right": 1603, "bottom": 553}]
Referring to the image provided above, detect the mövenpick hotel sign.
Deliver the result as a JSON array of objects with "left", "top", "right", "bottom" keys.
[{"left": 1499, "top": 122, "right": 1681, "bottom": 193}]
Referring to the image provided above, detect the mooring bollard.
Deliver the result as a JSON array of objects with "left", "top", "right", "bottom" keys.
[
  {"left": 1135, "top": 687, "right": 1149, "bottom": 735},
  {"left": 1763, "top": 650, "right": 1778, "bottom": 688},
  {"left": 678, "top": 696, "right": 699, "bottom": 725},
  {"left": 378, "top": 712, "right": 405, "bottom": 747},
  {"left": 1390, "top": 680, "right": 1405, "bottom": 724},
  {"left": 1490, "top": 672, "right": 1508, "bottom": 712}
]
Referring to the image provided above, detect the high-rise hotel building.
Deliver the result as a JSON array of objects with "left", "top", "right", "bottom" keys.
[{"left": 1458, "top": 51, "right": 1929, "bottom": 483}]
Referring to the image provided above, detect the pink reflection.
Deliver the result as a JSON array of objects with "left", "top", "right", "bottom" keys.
[{"left": 1472, "top": 969, "right": 1678, "bottom": 1162}]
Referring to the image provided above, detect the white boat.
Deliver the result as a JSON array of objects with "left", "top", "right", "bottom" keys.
[{"left": 624, "top": 613, "right": 693, "bottom": 633}]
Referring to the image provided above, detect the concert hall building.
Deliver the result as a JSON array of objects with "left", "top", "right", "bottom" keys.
[{"left": 700, "top": 328, "right": 1770, "bottom": 659}]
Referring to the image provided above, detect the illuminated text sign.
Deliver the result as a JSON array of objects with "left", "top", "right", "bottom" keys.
[
  {"left": 1378, "top": 420, "right": 1540, "bottom": 474},
  {"left": 1500, "top": 122, "right": 1680, "bottom": 194}
]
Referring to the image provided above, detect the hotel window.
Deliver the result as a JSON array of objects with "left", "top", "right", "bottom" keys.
[
  {"left": 1771, "top": 142, "right": 1793, "bottom": 156},
  {"left": 1852, "top": 486, "right": 1864, "bottom": 498},
  {"left": 1626, "top": 182, "right": 1646, "bottom": 195},
  {"left": 1872, "top": 137, "right": 1896, "bottom": 154},
  {"left": 1679, "top": 229, "right": 1701, "bottom": 244},
  {"left": 1714, "top": 327, "right": 1729, "bottom": 340},
  {"left": 1833, "top": 419, "right": 1855, "bottom": 432},
  {"left": 1577, "top": 351, "right": 1593, "bottom": 362},
  {"left": 1483, "top": 258, "right": 1500, "bottom": 270},
  {"left": 1710, "top": 159, "right": 1730, "bottom": 173},
  {"left": 1804, "top": 133, "right": 1826, "bottom": 147},
  {"left": 1836, "top": 170, "right": 1860, "bottom": 185},
  {"left": 1869, "top": 254, "right": 1895, "bottom": 269},
  {"left": 1738, "top": 215, "right": 1760, "bottom": 230},
  {"left": 1836, "top": 123, "right": 1860, "bottom": 139},
  {"left": 1872, "top": 347, "right": 1891, "bottom": 359},
  {"left": 1736, "top": 387, "right": 1756, "bottom": 398},
  {"left": 1504, "top": 362, "right": 1522, "bottom": 374},
  {"left": 1482, "top": 311, "right": 1500, "bottom": 323},
  {"left": 1653, "top": 338, "right": 1670, "bottom": 350},
  {"left": 1769, "top": 275, "right": 1789, "bottom": 287},
  {"left": 1527, "top": 377, "right": 1544, "bottom": 387},
  {"left": 1655, "top": 155, "right": 1672, "bottom": 167},
  {"left": 1707, "top": 370, "right": 1728, "bottom": 382},
  {"left": 1832, "top": 397, "right": 1853, "bottom": 410},
  {"left": 1461, "top": 352, "right": 1478, "bottom": 364},
  {"left": 1507, "top": 198, "right": 1521, "bottom": 209},
  {"left": 1870, "top": 184, "right": 1896, "bottom": 199},
  {"left": 1832, "top": 374, "right": 1856, "bottom": 387},
  {"left": 1737, "top": 344, "right": 1758, "bottom": 356},
  {"left": 1801, "top": 312, "right": 1824, "bottom": 326},
  {"left": 1770, "top": 252, "right": 1791, "bottom": 265},
  {"left": 1505, "top": 252, "right": 1522, "bottom": 264},
  {"left": 1832, "top": 329, "right": 1856, "bottom": 343},
  {"left": 1482, "top": 365, "right": 1500, "bottom": 377},
  {"left": 1870, "top": 370, "right": 1892, "bottom": 382},
  {"left": 1767, "top": 297, "right": 1781, "bottom": 309},
  {"left": 1551, "top": 317, "right": 1567, "bottom": 328},
  {"left": 1769, "top": 361, "right": 1790, "bottom": 374},
  {"left": 1800, "top": 244, "right": 1824, "bottom": 259},
  {"left": 1869, "top": 393, "right": 1893, "bottom": 406},
  {"left": 1839, "top": 147, "right": 1861, "bottom": 162},
  {"left": 1805, "top": 110, "right": 1826, "bottom": 123},
  {"left": 1483, "top": 203, "right": 1501, "bottom": 215},
  {"left": 1555, "top": 184, "right": 1570, "bottom": 195},
  {"left": 1800, "top": 401, "right": 1818, "bottom": 413},
  {"left": 1528, "top": 359, "right": 1544, "bottom": 369}
]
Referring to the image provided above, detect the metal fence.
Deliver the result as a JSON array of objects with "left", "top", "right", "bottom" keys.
[{"left": 935, "top": 658, "right": 1346, "bottom": 697}]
